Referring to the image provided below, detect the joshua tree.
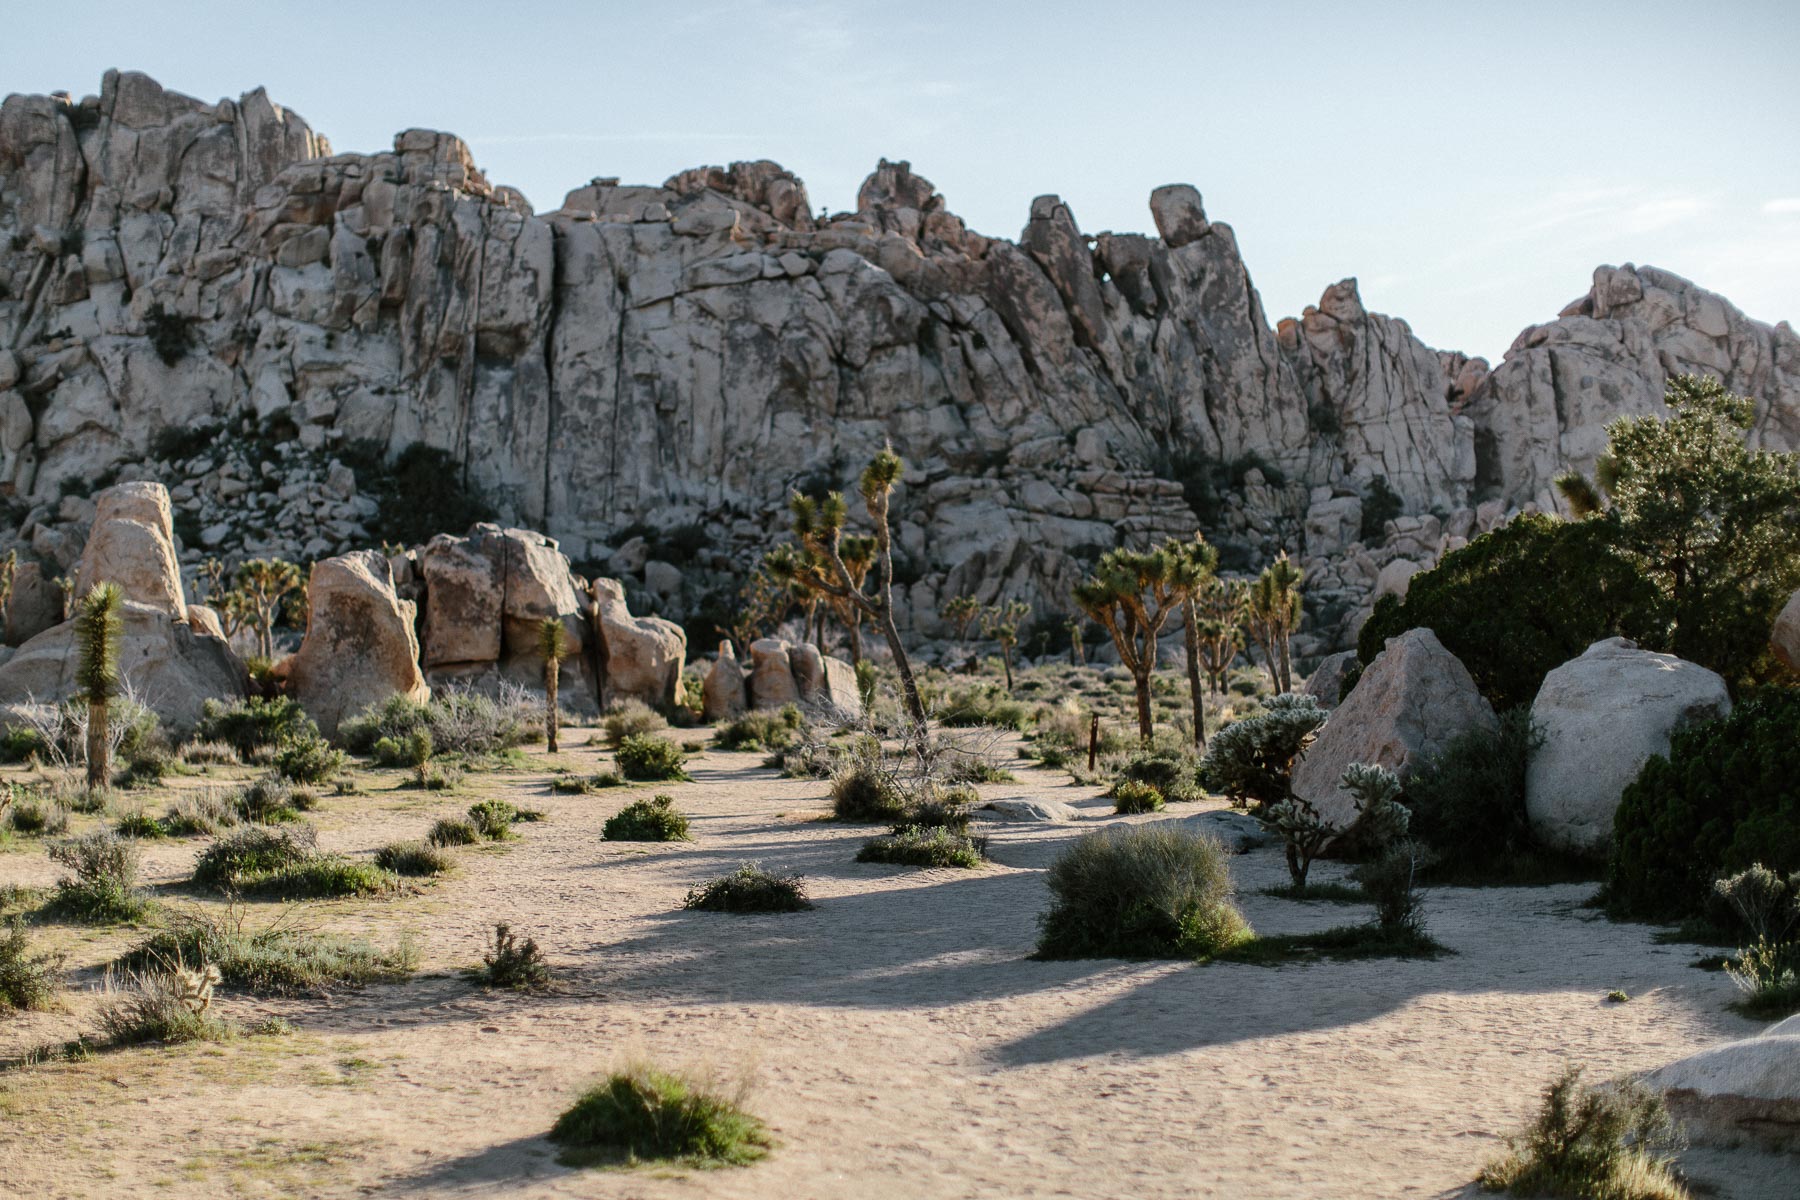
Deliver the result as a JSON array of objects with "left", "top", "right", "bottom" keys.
[
  {"left": 75, "top": 582, "right": 123, "bottom": 790},
  {"left": 942, "top": 595, "right": 981, "bottom": 647},
  {"left": 1072, "top": 539, "right": 1207, "bottom": 742},
  {"left": 1247, "top": 552, "right": 1304, "bottom": 693},
  {"left": 1193, "top": 577, "right": 1244, "bottom": 694},
  {"left": 729, "top": 559, "right": 792, "bottom": 651},
  {"left": 230, "top": 558, "right": 303, "bottom": 659},
  {"left": 784, "top": 447, "right": 927, "bottom": 733},
  {"left": 981, "top": 599, "right": 1031, "bottom": 689},
  {"left": 538, "top": 617, "right": 569, "bottom": 754},
  {"left": 1067, "top": 617, "right": 1086, "bottom": 666},
  {"left": 1177, "top": 536, "right": 1221, "bottom": 748},
  {"left": 824, "top": 535, "right": 876, "bottom": 666}
]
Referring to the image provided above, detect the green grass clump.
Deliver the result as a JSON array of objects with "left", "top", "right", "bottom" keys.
[
  {"left": 48, "top": 831, "right": 151, "bottom": 923},
  {"left": 96, "top": 970, "right": 233, "bottom": 1046},
  {"left": 935, "top": 683, "right": 1030, "bottom": 730},
  {"left": 549, "top": 771, "right": 625, "bottom": 795},
  {"left": 1214, "top": 924, "right": 1450, "bottom": 965},
  {"left": 1035, "top": 825, "right": 1251, "bottom": 961},
  {"left": 1114, "top": 750, "right": 1204, "bottom": 803},
  {"left": 1261, "top": 881, "right": 1367, "bottom": 904},
  {"left": 1478, "top": 1066, "right": 1687, "bottom": 1200},
  {"left": 615, "top": 734, "right": 690, "bottom": 782},
  {"left": 713, "top": 706, "right": 805, "bottom": 752},
  {"left": 273, "top": 735, "right": 346, "bottom": 784},
  {"left": 479, "top": 922, "right": 552, "bottom": 991},
  {"left": 117, "top": 911, "right": 416, "bottom": 994},
  {"left": 426, "top": 817, "right": 482, "bottom": 847},
  {"left": 467, "top": 799, "right": 522, "bottom": 840},
  {"left": 195, "top": 696, "right": 317, "bottom": 758},
  {"left": 683, "top": 864, "right": 813, "bottom": 913},
  {"left": 112, "top": 808, "right": 168, "bottom": 839},
  {"left": 829, "top": 760, "right": 905, "bottom": 823},
  {"left": 548, "top": 1066, "right": 771, "bottom": 1168},
  {"left": 160, "top": 790, "right": 241, "bottom": 836},
  {"left": 235, "top": 776, "right": 315, "bottom": 824},
  {"left": 1724, "top": 938, "right": 1800, "bottom": 1019},
  {"left": 374, "top": 840, "right": 455, "bottom": 877},
  {"left": 0, "top": 724, "right": 49, "bottom": 763},
  {"left": 603, "top": 795, "right": 692, "bottom": 842},
  {"left": 856, "top": 825, "right": 987, "bottom": 869},
  {"left": 1111, "top": 780, "right": 1165, "bottom": 815},
  {"left": 0, "top": 918, "right": 65, "bottom": 1011},
  {"left": 7, "top": 794, "right": 69, "bottom": 837},
  {"left": 191, "top": 825, "right": 397, "bottom": 898},
  {"left": 241, "top": 856, "right": 397, "bottom": 900},
  {"left": 602, "top": 699, "right": 668, "bottom": 746}
]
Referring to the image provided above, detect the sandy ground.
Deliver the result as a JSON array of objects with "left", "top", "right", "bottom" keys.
[{"left": 0, "top": 738, "right": 1788, "bottom": 1199}]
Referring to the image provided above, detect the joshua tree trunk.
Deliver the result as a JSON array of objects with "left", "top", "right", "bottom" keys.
[
  {"left": 1132, "top": 667, "right": 1154, "bottom": 743},
  {"left": 846, "top": 613, "right": 863, "bottom": 668},
  {"left": 1277, "top": 627, "right": 1293, "bottom": 694},
  {"left": 85, "top": 701, "right": 108, "bottom": 791},
  {"left": 544, "top": 658, "right": 560, "bottom": 754},
  {"left": 1001, "top": 644, "right": 1014, "bottom": 690},
  {"left": 1183, "top": 599, "right": 1206, "bottom": 750}
]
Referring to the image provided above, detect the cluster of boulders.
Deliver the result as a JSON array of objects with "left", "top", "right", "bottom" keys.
[
  {"left": 0, "top": 482, "right": 686, "bottom": 736},
  {"left": 4, "top": 71, "right": 1795, "bottom": 660},
  {"left": 701, "top": 636, "right": 861, "bottom": 721}
]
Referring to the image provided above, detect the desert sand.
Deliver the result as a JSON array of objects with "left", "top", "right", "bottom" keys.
[{"left": 0, "top": 739, "right": 1782, "bottom": 1199}]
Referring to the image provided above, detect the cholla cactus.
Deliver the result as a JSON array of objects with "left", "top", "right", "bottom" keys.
[
  {"left": 172, "top": 962, "right": 223, "bottom": 1014},
  {"left": 1338, "top": 762, "right": 1411, "bottom": 849},
  {"left": 538, "top": 617, "right": 569, "bottom": 754},
  {"left": 1261, "top": 798, "right": 1334, "bottom": 888},
  {"left": 75, "top": 582, "right": 124, "bottom": 790}
]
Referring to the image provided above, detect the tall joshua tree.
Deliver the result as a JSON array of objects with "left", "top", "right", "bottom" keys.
[
  {"left": 538, "top": 617, "right": 569, "bottom": 754},
  {"left": 231, "top": 558, "right": 303, "bottom": 660},
  {"left": 1248, "top": 552, "right": 1304, "bottom": 693},
  {"left": 784, "top": 447, "right": 927, "bottom": 733},
  {"left": 1177, "top": 536, "right": 1221, "bottom": 749},
  {"left": 981, "top": 599, "right": 1031, "bottom": 690},
  {"left": 76, "top": 582, "right": 124, "bottom": 791},
  {"left": 1073, "top": 540, "right": 1206, "bottom": 742}
]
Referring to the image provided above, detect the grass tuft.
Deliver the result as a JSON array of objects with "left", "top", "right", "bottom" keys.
[
  {"left": 549, "top": 1065, "right": 770, "bottom": 1168},
  {"left": 856, "top": 825, "right": 987, "bottom": 869},
  {"left": 603, "top": 795, "right": 692, "bottom": 842},
  {"left": 683, "top": 864, "right": 812, "bottom": 913}
]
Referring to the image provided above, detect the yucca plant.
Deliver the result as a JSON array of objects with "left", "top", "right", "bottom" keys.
[
  {"left": 539, "top": 617, "right": 570, "bottom": 753},
  {"left": 75, "top": 582, "right": 124, "bottom": 790}
]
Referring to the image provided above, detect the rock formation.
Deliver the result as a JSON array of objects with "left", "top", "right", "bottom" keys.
[
  {"left": 1642, "top": 1021, "right": 1800, "bottom": 1151},
  {"left": 282, "top": 549, "right": 428, "bottom": 735},
  {"left": 743, "top": 636, "right": 860, "bottom": 718},
  {"left": 592, "top": 579, "right": 686, "bottom": 710},
  {"left": 1525, "top": 638, "right": 1731, "bottom": 858},
  {"left": 2, "top": 71, "right": 1795, "bottom": 662},
  {"left": 701, "top": 639, "right": 746, "bottom": 721},
  {"left": 1291, "top": 628, "right": 1496, "bottom": 831}
]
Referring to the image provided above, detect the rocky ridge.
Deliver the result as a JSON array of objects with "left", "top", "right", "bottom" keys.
[{"left": 3, "top": 71, "right": 1796, "bottom": 660}]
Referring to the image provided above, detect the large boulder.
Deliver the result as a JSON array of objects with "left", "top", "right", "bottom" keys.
[
  {"left": 748, "top": 638, "right": 800, "bottom": 709},
  {"left": 702, "top": 641, "right": 747, "bottom": 721},
  {"left": 283, "top": 551, "right": 429, "bottom": 737},
  {"left": 1292, "top": 628, "right": 1498, "bottom": 831},
  {"left": 1641, "top": 1028, "right": 1800, "bottom": 1150},
  {"left": 0, "top": 601, "right": 242, "bottom": 733},
  {"left": 418, "top": 532, "right": 503, "bottom": 668},
  {"left": 1525, "top": 637, "right": 1731, "bottom": 858},
  {"left": 1775, "top": 588, "right": 1800, "bottom": 673},
  {"left": 592, "top": 578, "right": 686, "bottom": 709},
  {"left": 815, "top": 655, "right": 863, "bottom": 719},
  {"left": 4, "top": 561, "right": 62, "bottom": 646},
  {"left": 1301, "top": 650, "right": 1359, "bottom": 710},
  {"left": 71, "top": 481, "right": 185, "bottom": 617}
]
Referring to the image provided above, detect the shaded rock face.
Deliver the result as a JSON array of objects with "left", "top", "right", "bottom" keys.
[
  {"left": 1642, "top": 1027, "right": 1800, "bottom": 1151},
  {"left": 1525, "top": 637, "right": 1731, "bottom": 858},
  {"left": 592, "top": 578, "right": 686, "bottom": 709},
  {"left": 283, "top": 550, "right": 428, "bottom": 736},
  {"left": 1300, "top": 650, "right": 1358, "bottom": 710},
  {"left": 4, "top": 73, "right": 1794, "bottom": 659},
  {"left": 4, "top": 560, "right": 62, "bottom": 646},
  {"left": 1291, "top": 628, "right": 1497, "bottom": 830}
]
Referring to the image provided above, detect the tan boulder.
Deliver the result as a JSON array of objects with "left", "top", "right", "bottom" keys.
[
  {"left": 592, "top": 578, "right": 685, "bottom": 709},
  {"left": 418, "top": 532, "right": 503, "bottom": 668},
  {"left": 748, "top": 638, "right": 799, "bottom": 709},
  {"left": 0, "top": 600, "right": 243, "bottom": 733},
  {"left": 789, "top": 642, "right": 825, "bottom": 699},
  {"left": 817, "top": 655, "right": 863, "bottom": 719},
  {"left": 1526, "top": 638, "right": 1731, "bottom": 858},
  {"left": 702, "top": 640, "right": 746, "bottom": 721},
  {"left": 4, "top": 561, "right": 63, "bottom": 646},
  {"left": 1642, "top": 1029, "right": 1800, "bottom": 1150},
  {"left": 1292, "top": 628, "right": 1497, "bottom": 831},
  {"left": 284, "top": 551, "right": 429, "bottom": 737},
  {"left": 1774, "top": 588, "right": 1800, "bottom": 672},
  {"left": 72, "top": 481, "right": 185, "bottom": 617}
]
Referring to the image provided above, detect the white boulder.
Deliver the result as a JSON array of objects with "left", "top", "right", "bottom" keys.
[{"left": 283, "top": 551, "right": 430, "bottom": 737}]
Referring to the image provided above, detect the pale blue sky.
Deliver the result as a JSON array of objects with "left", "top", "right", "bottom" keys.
[{"left": 5, "top": 0, "right": 1796, "bottom": 360}]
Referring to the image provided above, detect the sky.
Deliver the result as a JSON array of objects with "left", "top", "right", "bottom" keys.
[{"left": 4, "top": 0, "right": 1797, "bottom": 361}]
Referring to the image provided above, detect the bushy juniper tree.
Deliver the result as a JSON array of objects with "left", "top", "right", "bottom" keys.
[
  {"left": 76, "top": 582, "right": 123, "bottom": 790},
  {"left": 1073, "top": 540, "right": 1207, "bottom": 742}
]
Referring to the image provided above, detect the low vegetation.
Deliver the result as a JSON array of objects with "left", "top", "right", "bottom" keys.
[
  {"left": 374, "top": 840, "right": 455, "bottom": 877},
  {"left": 603, "top": 795, "right": 692, "bottom": 842},
  {"left": 1036, "top": 826, "right": 1251, "bottom": 960},
  {"left": 0, "top": 918, "right": 64, "bottom": 1011},
  {"left": 48, "top": 830, "right": 151, "bottom": 922},
  {"left": 117, "top": 909, "right": 417, "bottom": 994},
  {"left": 713, "top": 706, "right": 805, "bottom": 752},
  {"left": 548, "top": 1065, "right": 771, "bottom": 1168},
  {"left": 479, "top": 922, "right": 553, "bottom": 991},
  {"left": 1479, "top": 1067, "right": 1687, "bottom": 1200},
  {"left": 856, "top": 824, "right": 987, "bottom": 869},
  {"left": 684, "top": 864, "right": 813, "bottom": 913},
  {"left": 614, "top": 734, "right": 690, "bottom": 782},
  {"left": 191, "top": 825, "right": 396, "bottom": 899}
]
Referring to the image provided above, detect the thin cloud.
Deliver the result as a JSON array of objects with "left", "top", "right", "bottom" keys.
[
  {"left": 465, "top": 132, "right": 760, "bottom": 146},
  {"left": 1763, "top": 197, "right": 1800, "bottom": 214}
]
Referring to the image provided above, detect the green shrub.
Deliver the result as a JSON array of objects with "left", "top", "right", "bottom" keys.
[
  {"left": 339, "top": 689, "right": 528, "bottom": 758},
  {"left": 467, "top": 799, "right": 522, "bottom": 840},
  {"left": 235, "top": 776, "right": 314, "bottom": 824},
  {"left": 713, "top": 706, "right": 805, "bottom": 752},
  {"left": 1035, "top": 826, "right": 1251, "bottom": 960},
  {"left": 1607, "top": 689, "right": 1800, "bottom": 920},
  {"left": 113, "top": 808, "right": 167, "bottom": 839},
  {"left": 829, "top": 758, "right": 905, "bottom": 822},
  {"left": 240, "top": 855, "right": 396, "bottom": 899},
  {"left": 549, "top": 771, "right": 626, "bottom": 794},
  {"left": 1114, "top": 751, "right": 1201, "bottom": 803},
  {"left": 1404, "top": 708, "right": 1544, "bottom": 879},
  {"left": 548, "top": 1066, "right": 771, "bottom": 1168},
  {"left": 427, "top": 817, "right": 482, "bottom": 847},
  {"left": 118, "top": 911, "right": 415, "bottom": 994},
  {"left": 1478, "top": 1066, "right": 1686, "bottom": 1200},
  {"left": 96, "top": 969, "right": 232, "bottom": 1046},
  {"left": 374, "top": 840, "right": 454, "bottom": 877},
  {"left": 178, "top": 739, "right": 240, "bottom": 766},
  {"left": 603, "top": 699, "right": 669, "bottom": 747},
  {"left": 195, "top": 696, "right": 317, "bottom": 758},
  {"left": 158, "top": 791, "right": 240, "bottom": 837},
  {"left": 856, "top": 825, "right": 986, "bottom": 868},
  {"left": 1723, "top": 938, "right": 1800, "bottom": 1019},
  {"left": 48, "top": 831, "right": 149, "bottom": 922},
  {"left": 480, "top": 922, "right": 552, "bottom": 991},
  {"left": 1359, "top": 514, "right": 1663, "bottom": 711},
  {"left": 0, "top": 724, "right": 48, "bottom": 763},
  {"left": 1198, "top": 693, "right": 1325, "bottom": 807},
  {"left": 7, "top": 794, "right": 69, "bottom": 836},
  {"left": 615, "top": 734, "right": 690, "bottom": 782},
  {"left": 683, "top": 864, "right": 813, "bottom": 913},
  {"left": 1111, "top": 781, "right": 1165, "bottom": 815},
  {"left": 192, "top": 825, "right": 314, "bottom": 890},
  {"left": 603, "top": 795, "right": 692, "bottom": 842},
  {"left": 1352, "top": 840, "right": 1434, "bottom": 938},
  {"left": 273, "top": 735, "right": 345, "bottom": 784},
  {"left": 0, "top": 918, "right": 64, "bottom": 1011},
  {"left": 935, "top": 683, "right": 1029, "bottom": 730}
]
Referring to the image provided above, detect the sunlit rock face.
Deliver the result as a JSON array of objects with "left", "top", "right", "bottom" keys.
[{"left": 3, "top": 72, "right": 1794, "bottom": 656}]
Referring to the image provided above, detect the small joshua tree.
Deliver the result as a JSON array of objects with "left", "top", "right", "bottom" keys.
[
  {"left": 782, "top": 447, "right": 927, "bottom": 733},
  {"left": 538, "top": 617, "right": 570, "bottom": 754},
  {"left": 1073, "top": 540, "right": 1206, "bottom": 742},
  {"left": 942, "top": 595, "right": 981, "bottom": 648},
  {"left": 1245, "top": 552, "right": 1304, "bottom": 693},
  {"left": 981, "top": 599, "right": 1031, "bottom": 690},
  {"left": 1193, "top": 576, "right": 1245, "bottom": 694},
  {"left": 1066, "top": 617, "right": 1085, "bottom": 666},
  {"left": 230, "top": 558, "right": 303, "bottom": 659},
  {"left": 76, "top": 582, "right": 124, "bottom": 790}
]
